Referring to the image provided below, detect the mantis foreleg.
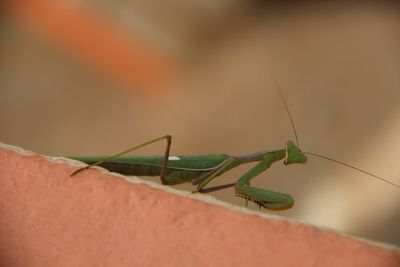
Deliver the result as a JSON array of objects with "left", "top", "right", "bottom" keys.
[{"left": 235, "top": 154, "right": 294, "bottom": 210}]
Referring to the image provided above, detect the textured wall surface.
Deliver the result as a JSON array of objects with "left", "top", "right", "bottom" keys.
[{"left": 0, "top": 143, "right": 399, "bottom": 267}]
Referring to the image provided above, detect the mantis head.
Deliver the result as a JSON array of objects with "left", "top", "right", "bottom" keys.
[{"left": 284, "top": 141, "right": 307, "bottom": 165}]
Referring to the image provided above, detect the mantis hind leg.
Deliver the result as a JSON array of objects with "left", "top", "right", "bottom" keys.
[
  {"left": 235, "top": 154, "right": 294, "bottom": 210},
  {"left": 71, "top": 135, "right": 172, "bottom": 184}
]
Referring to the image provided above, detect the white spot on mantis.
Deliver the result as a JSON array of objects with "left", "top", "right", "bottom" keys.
[{"left": 168, "top": 156, "right": 181, "bottom": 161}]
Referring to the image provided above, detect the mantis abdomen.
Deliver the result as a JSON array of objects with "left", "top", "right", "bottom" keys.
[{"left": 71, "top": 154, "right": 229, "bottom": 185}]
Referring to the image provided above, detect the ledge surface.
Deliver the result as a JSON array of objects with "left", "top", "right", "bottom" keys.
[{"left": 0, "top": 143, "right": 399, "bottom": 267}]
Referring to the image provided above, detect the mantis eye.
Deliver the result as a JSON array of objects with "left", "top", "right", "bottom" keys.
[{"left": 284, "top": 144, "right": 289, "bottom": 165}]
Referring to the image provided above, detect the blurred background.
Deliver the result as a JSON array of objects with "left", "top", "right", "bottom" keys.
[{"left": 1, "top": 1, "right": 400, "bottom": 245}]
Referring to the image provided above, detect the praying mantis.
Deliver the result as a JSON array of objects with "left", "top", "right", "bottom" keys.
[{"left": 70, "top": 78, "right": 400, "bottom": 210}]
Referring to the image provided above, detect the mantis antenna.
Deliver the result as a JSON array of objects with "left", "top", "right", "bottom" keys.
[
  {"left": 304, "top": 152, "right": 400, "bottom": 189},
  {"left": 271, "top": 75, "right": 299, "bottom": 147},
  {"left": 272, "top": 75, "right": 400, "bottom": 189}
]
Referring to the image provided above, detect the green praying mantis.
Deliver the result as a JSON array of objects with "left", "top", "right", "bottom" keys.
[{"left": 70, "top": 78, "right": 400, "bottom": 210}]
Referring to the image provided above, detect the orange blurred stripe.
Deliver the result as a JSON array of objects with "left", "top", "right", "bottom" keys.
[{"left": 4, "top": 0, "right": 177, "bottom": 92}]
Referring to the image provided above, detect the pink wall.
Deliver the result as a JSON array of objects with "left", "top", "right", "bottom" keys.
[{"left": 0, "top": 143, "right": 399, "bottom": 267}]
